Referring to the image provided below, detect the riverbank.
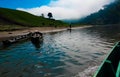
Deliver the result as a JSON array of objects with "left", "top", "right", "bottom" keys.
[{"left": 0, "top": 26, "right": 92, "bottom": 42}]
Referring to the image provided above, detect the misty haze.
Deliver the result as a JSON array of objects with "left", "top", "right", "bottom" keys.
[{"left": 0, "top": 0, "right": 120, "bottom": 77}]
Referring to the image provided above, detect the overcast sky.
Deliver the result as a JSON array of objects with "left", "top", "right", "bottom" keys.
[{"left": 0, "top": 0, "right": 115, "bottom": 20}]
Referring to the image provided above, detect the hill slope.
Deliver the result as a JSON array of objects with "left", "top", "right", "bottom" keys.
[
  {"left": 79, "top": 0, "right": 120, "bottom": 25},
  {"left": 0, "top": 7, "right": 67, "bottom": 27}
]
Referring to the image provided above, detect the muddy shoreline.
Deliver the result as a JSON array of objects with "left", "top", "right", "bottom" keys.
[{"left": 0, "top": 26, "right": 92, "bottom": 42}]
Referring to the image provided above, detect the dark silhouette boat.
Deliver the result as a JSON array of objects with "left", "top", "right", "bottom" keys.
[{"left": 30, "top": 32, "right": 43, "bottom": 48}]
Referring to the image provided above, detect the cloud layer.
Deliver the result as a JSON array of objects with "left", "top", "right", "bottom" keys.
[{"left": 17, "top": 0, "right": 115, "bottom": 20}]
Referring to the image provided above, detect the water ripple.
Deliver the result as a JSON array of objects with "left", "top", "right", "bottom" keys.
[{"left": 0, "top": 26, "right": 119, "bottom": 77}]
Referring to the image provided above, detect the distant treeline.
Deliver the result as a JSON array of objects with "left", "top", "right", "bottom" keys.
[{"left": 79, "top": 0, "right": 120, "bottom": 25}]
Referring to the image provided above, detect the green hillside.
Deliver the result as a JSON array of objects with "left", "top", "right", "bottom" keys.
[
  {"left": 0, "top": 7, "right": 67, "bottom": 27},
  {"left": 79, "top": 0, "right": 120, "bottom": 25}
]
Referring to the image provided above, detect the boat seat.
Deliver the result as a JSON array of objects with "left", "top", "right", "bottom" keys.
[
  {"left": 104, "top": 60, "right": 116, "bottom": 77},
  {"left": 107, "top": 44, "right": 120, "bottom": 73},
  {"left": 94, "top": 60, "right": 116, "bottom": 77}
]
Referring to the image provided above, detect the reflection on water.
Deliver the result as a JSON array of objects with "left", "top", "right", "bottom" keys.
[{"left": 0, "top": 25, "right": 120, "bottom": 77}]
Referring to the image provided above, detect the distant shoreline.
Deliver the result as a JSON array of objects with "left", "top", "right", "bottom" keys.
[{"left": 0, "top": 26, "right": 92, "bottom": 42}]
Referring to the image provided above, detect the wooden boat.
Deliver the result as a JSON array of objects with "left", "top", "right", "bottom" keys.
[
  {"left": 30, "top": 32, "right": 43, "bottom": 48},
  {"left": 94, "top": 42, "right": 120, "bottom": 77}
]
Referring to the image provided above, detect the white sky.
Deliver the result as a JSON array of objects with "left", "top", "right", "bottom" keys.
[{"left": 17, "top": 0, "right": 115, "bottom": 20}]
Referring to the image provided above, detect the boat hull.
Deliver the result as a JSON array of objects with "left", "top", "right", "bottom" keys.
[{"left": 94, "top": 42, "right": 120, "bottom": 77}]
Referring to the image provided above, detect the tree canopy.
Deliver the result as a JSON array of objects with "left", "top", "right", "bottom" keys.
[
  {"left": 47, "top": 12, "right": 53, "bottom": 19},
  {"left": 79, "top": 0, "right": 120, "bottom": 25}
]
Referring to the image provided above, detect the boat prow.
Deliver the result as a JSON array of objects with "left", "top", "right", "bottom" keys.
[{"left": 94, "top": 42, "right": 120, "bottom": 77}]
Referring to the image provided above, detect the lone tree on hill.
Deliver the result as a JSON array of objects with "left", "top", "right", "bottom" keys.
[
  {"left": 48, "top": 12, "right": 53, "bottom": 19},
  {"left": 41, "top": 13, "right": 44, "bottom": 18}
]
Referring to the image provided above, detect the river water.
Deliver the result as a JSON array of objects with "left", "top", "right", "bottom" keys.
[{"left": 0, "top": 25, "right": 120, "bottom": 77}]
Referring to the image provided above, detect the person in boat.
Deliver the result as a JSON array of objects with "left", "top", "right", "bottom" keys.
[{"left": 69, "top": 23, "right": 72, "bottom": 29}]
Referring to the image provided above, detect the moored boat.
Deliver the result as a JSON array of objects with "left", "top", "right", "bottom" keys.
[{"left": 30, "top": 32, "right": 43, "bottom": 48}]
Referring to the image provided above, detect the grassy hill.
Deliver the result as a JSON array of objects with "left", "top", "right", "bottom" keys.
[{"left": 0, "top": 7, "right": 67, "bottom": 28}]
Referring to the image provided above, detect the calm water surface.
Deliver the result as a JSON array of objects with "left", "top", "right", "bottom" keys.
[{"left": 0, "top": 25, "right": 120, "bottom": 77}]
